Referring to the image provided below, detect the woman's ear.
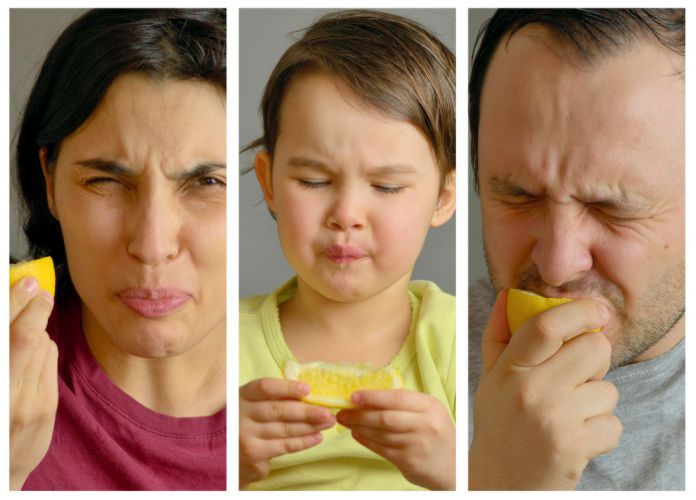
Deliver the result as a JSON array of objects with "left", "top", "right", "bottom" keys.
[
  {"left": 431, "top": 170, "right": 456, "bottom": 227},
  {"left": 254, "top": 151, "right": 276, "bottom": 214},
  {"left": 39, "top": 147, "right": 58, "bottom": 219}
]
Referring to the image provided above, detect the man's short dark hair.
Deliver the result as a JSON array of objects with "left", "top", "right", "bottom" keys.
[{"left": 469, "top": 8, "right": 685, "bottom": 192}]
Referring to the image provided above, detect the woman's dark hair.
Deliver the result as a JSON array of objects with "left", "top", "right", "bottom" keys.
[
  {"left": 14, "top": 8, "right": 226, "bottom": 299},
  {"left": 469, "top": 8, "right": 684, "bottom": 192},
  {"left": 246, "top": 10, "right": 455, "bottom": 190}
]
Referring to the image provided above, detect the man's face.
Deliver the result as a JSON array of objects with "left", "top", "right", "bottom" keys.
[{"left": 478, "top": 25, "right": 684, "bottom": 368}]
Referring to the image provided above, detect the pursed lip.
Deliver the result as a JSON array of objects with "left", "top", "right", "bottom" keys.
[
  {"left": 117, "top": 287, "right": 192, "bottom": 318},
  {"left": 323, "top": 244, "right": 367, "bottom": 264}
]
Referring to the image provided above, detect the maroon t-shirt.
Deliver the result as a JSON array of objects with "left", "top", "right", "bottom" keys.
[{"left": 23, "top": 293, "right": 226, "bottom": 490}]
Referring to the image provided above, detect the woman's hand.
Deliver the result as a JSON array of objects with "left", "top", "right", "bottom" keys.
[
  {"left": 9, "top": 277, "right": 59, "bottom": 490},
  {"left": 239, "top": 378, "right": 336, "bottom": 489},
  {"left": 336, "top": 389, "right": 455, "bottom": 490}
]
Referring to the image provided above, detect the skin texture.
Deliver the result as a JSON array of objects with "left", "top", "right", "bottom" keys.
[
  {"left": 470, "top": 25, "right": 684, "bottom": 490},
  {"left": 241, "top": 72, "right": 456, "bottom": 489},
  {"left": 42, "top": 73, "right": 227, "bottom": 417}
]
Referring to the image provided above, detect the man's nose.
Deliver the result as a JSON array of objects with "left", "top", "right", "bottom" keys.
[
  {"left": 126, "top": 191, "right": 181, "bottom": 265},
  {"left": 530, "top": 203, "right": 593, "bottom": 287},
  {"left": 325, "top": 185, "right": 365, "bottom": 231}
]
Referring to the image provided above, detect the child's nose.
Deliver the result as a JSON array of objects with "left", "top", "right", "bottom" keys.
[
  {"left": 530, "top": 203, "right": 593, "bottom": 287},
  {"left": 126, "top": 190, "right": 182, "bottom": 265},
  {"left": 325, "top": 187, "right": 365, "bottom": 231}
]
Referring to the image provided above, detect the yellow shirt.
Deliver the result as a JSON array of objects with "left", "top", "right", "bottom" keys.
[{"left": 239, "top": 278, "right": 455, "bottom": 490}]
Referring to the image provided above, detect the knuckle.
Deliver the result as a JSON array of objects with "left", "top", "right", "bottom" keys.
[
  {"left": 532, "top": 314, "right": 559, "bottom": 343},
  {"left": 378, "top": 412, "right": 393, "bottom": 428},
  {"left": 268, "top": 401, "right": 283, "bottom": 421},
  {"left": 515, "top": 377, "right": 543, "bottom": 411}
]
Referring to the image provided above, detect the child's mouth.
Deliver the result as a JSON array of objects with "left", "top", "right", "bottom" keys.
[{"left": 324, "top": 244, "right": 367, "bottom": 265}]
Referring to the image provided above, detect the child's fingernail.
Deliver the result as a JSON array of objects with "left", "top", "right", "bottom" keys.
[
  {"left": 23, "top": 277, "right": 38, "bottom": 294},
  {"left": 298, "top": 382, "right": 310, "bottom": 395},
  {"left": 351, "top": 392, "right": 363, "bottom": 405}
]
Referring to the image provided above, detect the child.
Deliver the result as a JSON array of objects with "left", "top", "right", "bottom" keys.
[{"left": 239, "top": 10, "right": 455, "bottom": 490}]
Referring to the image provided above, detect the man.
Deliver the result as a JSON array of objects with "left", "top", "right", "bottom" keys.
[{"left": 468, "top": 9, "right": 684, "bottom": 490}]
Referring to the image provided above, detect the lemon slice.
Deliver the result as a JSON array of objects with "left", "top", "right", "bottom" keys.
[
  {"left": 283, "top": 360, "right": 403, "bottom": 409},
  {"left": 506, "top": 288, "right": 573, "bottom": 335},
  {"left": 9, "top": 256, "right": 55, "bottom": 297}
]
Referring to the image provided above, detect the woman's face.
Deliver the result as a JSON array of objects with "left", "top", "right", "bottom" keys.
[{"left": 43, "top": 74, "right": 226, "bottom": 358}]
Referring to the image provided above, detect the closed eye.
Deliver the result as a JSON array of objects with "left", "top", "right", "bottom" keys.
[
  {"left": 373, "top": 184, "right": 404, "bottom": 194},
  {"left": 298, "top": 178, "right": 330, "bottom": 189}
]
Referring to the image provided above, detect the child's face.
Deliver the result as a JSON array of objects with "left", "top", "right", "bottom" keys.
[{"left": 256, "top": 72, "right": 454, "bottom": 301}]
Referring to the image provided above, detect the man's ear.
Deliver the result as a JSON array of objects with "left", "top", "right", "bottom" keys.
[
  {"left": 431, "top": 170, "right": 456, "bottom": 227},
  {"left": 254, "top": 151, "right": 276, "bottom": 214},
  {"left": 39, "top": 147, "right": 58, "bottom": 219}
]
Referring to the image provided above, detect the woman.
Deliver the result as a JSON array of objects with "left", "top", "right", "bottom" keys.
[{"left": 10, "top": 9, "right": 226, "bottom": 490}]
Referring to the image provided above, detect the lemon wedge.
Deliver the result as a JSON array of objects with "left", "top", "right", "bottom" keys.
[
  {"left": 283, "top": 360, "right": 403, "bottom": 409},
  {"left": 9, "top": 256, "right": 55, "bottom": 297},
  {"left": 506, "top": 288, "right": 572, "bottom": 335}
]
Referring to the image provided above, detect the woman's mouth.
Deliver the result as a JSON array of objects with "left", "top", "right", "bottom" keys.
[
  {"left": 117, "top": 288, "right": 192, "bottom": 318},
  {"left": 324, "top": 244, "right": 367, "bottom": 265}
]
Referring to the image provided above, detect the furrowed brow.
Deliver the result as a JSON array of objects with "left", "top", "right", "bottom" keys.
[
  {"left": 287, "top": 156, "right": 332, "bottom": 173},
  {"left": 174, "top": 162, "right": 226, "bottom": 181},
  {"left": 75, "top": 159, "right": 134, "bottom": 176}
]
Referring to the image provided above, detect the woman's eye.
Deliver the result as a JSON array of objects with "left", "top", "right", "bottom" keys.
[
  {"left": 197, "top": 176, "right": 226, "bottom": 188},
  {"left": 298, "top": 179, "right": 329, "bottom": 189},
  {"left": 373, "top": 184, "right": 404, "bottom": 194}
]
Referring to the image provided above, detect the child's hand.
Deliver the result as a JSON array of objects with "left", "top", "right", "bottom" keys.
[
  {"left": 239, "top": 378, "right": 336, "bottom": 489},
  {"left": 336, "top": 389, "right": 455, "bottom": 490}
]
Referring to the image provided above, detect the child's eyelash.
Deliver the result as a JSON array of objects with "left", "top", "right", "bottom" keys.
[
  {"left": 373, "top": 185, "right": 404, "bottom": 194},
  {"left": 298, "top": 179, "right": 329, "bottom": 189}
]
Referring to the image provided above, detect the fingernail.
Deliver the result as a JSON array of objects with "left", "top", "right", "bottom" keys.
[
  {"left": 298, "top": 382, "right": 310, "bottom": 395},
  {"left": 599, "top": 304, "right": 610, "bottom": 321},
  {"left": 351, "top": 392, "right": 363, "bottom": 405},
  {"left": 40, "top": 290, "right": 54, "bottom": 306},
  {"left": 23, "top": 277, "right": 38, "bottom": 293}
]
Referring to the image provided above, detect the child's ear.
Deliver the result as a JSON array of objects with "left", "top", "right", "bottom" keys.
[
  {"left": 39, "top": 147, "right": 58, "bottom": 219},
  {"left": 254, "top": 151, "right": 276, "bottom": 213},
  {"left": 431, "top": 170, "right": 456, "bottom": 228}
]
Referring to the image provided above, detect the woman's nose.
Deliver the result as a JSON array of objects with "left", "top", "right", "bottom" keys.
[
  {"left": 325, "top": 186, "right": 365, "bottom": 231},
  {"left": 530, "top": 204, "right": 594, "bottom": 287},
  {"left": 126, "top": 192, "right": 181, "bottom": 265}
]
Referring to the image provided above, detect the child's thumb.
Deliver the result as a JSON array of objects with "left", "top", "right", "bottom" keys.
[{"left": 480, "top": 289, "right": 511, "bottom": 376}]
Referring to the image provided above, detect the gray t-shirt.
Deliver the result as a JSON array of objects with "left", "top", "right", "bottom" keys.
[{"left": 468, "top": 278, "right": 685, "bottom": 490}]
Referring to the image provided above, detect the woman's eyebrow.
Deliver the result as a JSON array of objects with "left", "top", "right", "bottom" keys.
[{"left": 73, "top": 159, "right": 226, "bottom": 179}]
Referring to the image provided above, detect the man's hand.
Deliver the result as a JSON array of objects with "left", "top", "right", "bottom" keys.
[
  {"left": 10, "top": 277, "right": 58, "bottom": 491},
  {"left": 469, "top": 290, "right": 622, "bottom": 490},
  {"left": 239, "top": 378, "right": 336, "bottom": 489},
  {"left": 337, "top": 389, "right": 455, "bottom": 490}
]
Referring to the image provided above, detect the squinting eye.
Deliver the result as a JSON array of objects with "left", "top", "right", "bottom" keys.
[
  {"left": 84, "top": 177, "right": 118, "bottom": 186},
  {"left": 298, "top": 179, "right": 329, "bottom": 189},
  {"left": 373, "top": 185, "right": 404, "bottom": 194},
  {"left": 198, "top": 176, "right": 226, "bottom": 187}
]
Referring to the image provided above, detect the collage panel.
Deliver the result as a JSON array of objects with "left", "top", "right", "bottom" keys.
[
  {"left": 467, "top": 8, "right": 685, "bottom": 491},
  {"left": 239, "top": 8, "right": 456, "bottom": 491},
  {"left": 9, "top": 8, "right": 227, "bottom": 491}
]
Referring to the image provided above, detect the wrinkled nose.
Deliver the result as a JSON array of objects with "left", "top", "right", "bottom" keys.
[
  {"left": 126, "top": 192, "right": 181, "bottom": 265},
  {"left": 530, "top": 204, "right": 593, "bottom": 287},
  {"left": 325, "top": 187, "right": 365, "bottom": 231}
]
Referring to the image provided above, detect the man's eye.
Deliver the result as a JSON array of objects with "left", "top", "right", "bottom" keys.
[
  {"left": 298, "top": 179, "right": 329, "bottom": 189},
  {"left": 84, "top": 177, "right": 118, "bottom": 186},
  {"left": 373, "top": 184, "right": 404, "bottom": 194}
]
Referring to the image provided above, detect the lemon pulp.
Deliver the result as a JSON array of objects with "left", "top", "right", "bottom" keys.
[
  {"left": 9, "top": 256, "right": 56, "bottom": 297},
  {"left": 284, "top": 360, "right": 403, "bottom": 409}
]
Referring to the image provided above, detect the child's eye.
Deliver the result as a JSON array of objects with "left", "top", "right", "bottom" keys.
[
  {"left": 298, "top": 179, "right": 330, "bottom": 189},
  {"left": 373, "top": 184, "right": 404, "bottom": 194}
]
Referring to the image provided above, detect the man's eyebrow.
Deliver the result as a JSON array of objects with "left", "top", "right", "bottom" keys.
[
  {"left": 74, "top": 159, "right": 226, "bottom": 180},
  {"left": 287, "top": 156, "right": 418, "bottom": 175},
  {"left": 586, "top": 196, "right": 651, "bottom": 213}
]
